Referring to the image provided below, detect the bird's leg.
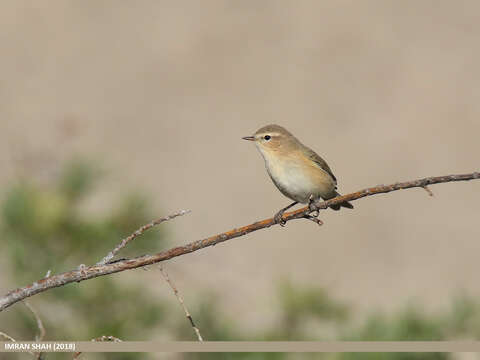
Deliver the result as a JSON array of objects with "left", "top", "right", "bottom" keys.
[
  {"left": 274, "top": 201, "right": 298, "bottom": 226},
  {"left": 307, "top": 194, "right": 319, "bottom": 216},
  {"left": 304, "top": 195, "right": 323, "bottom": 226}
]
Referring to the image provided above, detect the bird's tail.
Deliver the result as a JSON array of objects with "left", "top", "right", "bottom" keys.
[{"left": 329, "top": 191, "right": 354, "bottom": 211}]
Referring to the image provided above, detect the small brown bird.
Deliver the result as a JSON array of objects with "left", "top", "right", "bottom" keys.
[{"left": 243, "top": 124, "right": 353, "bottom": 224}]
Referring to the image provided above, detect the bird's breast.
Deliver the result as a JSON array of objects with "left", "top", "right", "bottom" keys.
[{"left": 261, "top": 152, "right": 336, "bottom": 203}]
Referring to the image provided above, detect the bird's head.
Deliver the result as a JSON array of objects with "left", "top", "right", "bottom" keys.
[{"left": 242, "top": 124, "right": 299, "bottom": 156}]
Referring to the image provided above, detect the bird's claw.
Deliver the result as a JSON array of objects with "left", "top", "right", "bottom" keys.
[
  {"left": 303, "top": 213, "right": 323, "bottom": 226},
  {"left": 306, "top": 196, "right": 323, "bottom": 225},
  {"left": 274, "top": 210, "right": 287, "bottom": 227}
]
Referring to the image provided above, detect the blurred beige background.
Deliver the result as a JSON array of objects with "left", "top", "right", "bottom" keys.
[{"left": 1, "top": 0, "right": 479, "bottom": 330}]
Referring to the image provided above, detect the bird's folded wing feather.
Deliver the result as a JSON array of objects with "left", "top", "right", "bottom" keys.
[{"left": 303, "top": 146, "right": 338, "bottom": 185}]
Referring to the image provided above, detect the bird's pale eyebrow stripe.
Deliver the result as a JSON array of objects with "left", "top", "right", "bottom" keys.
[{"left": 259, "top": 132, "right": 281, "bottom": 137}]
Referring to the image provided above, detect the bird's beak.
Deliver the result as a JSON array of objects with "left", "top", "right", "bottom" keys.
[{"left": 242, "top": 136, "right": 255, "bottom": 141}]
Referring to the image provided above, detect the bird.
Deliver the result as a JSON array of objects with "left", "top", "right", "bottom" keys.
[{"left": 242, "top": 124, "right": 353, "bottom": 225}]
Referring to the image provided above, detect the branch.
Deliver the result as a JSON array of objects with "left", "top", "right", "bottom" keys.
[
  {"left": 159, "top": 266, "right": 203, "bottom": 341},
  {"left": 97, "top": 209, "right": 191, "bottom": 265},
  {"left": 1, "top": 172, "right": 479, "bottom": 312}
]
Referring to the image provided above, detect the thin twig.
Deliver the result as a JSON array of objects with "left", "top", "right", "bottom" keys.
[
  {"left": 0, "top": 331, "right": 36, "bottom": 357},
  {"left": 23, "top": 300, "right": 46, "bottom": 359},
  {"left": 24, "top": 301, "right": 46, "bottom": 342},
  {"left": 1, "top": 172, "right": 479, "bottom": 312},
  {"left": 91, "top": 335, "right": 122, "bottom": 342},
  {"left": 159, "top": 266, "right": 203, "bottom": 341},
  {"left": 1, "top": 302, "right": 45, "bottom": 359},
  {"left": 0, "top": 331, "right": 17, "bottom": 342},
  {"left": 97, "top": 209, "right": 191, "bottom": 265},
  {"left": 73, "top": 335, "right": 122, "bottom": 359},
  {"left": 422, "top": 185, "right": 434, "bottom": 196}
]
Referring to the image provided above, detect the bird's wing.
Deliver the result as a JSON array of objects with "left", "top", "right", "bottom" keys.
[{"left": 303, "top": 146, "right": 337, "bottom": 185}]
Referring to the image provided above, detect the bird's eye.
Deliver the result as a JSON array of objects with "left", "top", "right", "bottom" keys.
[{"left": 264, "top": 135, "right": 271, "bottom": 141}]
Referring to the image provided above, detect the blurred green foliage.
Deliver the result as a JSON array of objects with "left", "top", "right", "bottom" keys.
[
  {"left": 1, "top": 159, "right": 480, "bottom": 360},
  {"left": 1, "top": 159, "right": 172, "bottom": 360}
]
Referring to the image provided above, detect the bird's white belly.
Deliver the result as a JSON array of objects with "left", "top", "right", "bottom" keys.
[{"left": 264, "top": 157, "right": 335, "bottom": 203}]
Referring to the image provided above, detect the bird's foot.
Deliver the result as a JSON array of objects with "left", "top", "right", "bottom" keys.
[
  {"left": 305, "top": 195, "right": 322, "bottom": 225},
  {"left": 274, "top": 209, "right": 287, "bottom": 227},
  {"left": 303, "top": 213, "right": 323, "bottom": 226},
  {"left": 308, "top": 195, "right": 319, "bottom": 214},
  {"left": 273, "top": 201, "right": 298, "bottom": 227}
]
